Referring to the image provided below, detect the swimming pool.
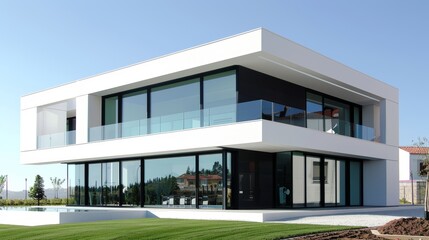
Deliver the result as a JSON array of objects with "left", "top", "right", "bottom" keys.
[{"left": 0, "top": 206, "right": 147, "bottom": 226}]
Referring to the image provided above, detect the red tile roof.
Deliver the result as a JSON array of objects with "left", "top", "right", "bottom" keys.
[{"left": 400, "top": 146, "right": 429, "bottom": 155}]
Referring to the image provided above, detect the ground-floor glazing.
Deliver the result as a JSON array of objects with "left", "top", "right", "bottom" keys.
[{"left": 67, "top": 149, "right": 363, "bottom": 209}]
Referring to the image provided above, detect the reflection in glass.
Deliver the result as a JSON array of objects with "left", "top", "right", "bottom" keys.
[
  {"left": 67, "top": 164, "right": 85, "bottom": 206},
  {"left": 306, "top": 93, "right": 323, "bottom": 131},
  {"left": 88, "top": 163, "right": 102, "bottom": 206},
  {"left": 306, "top": 156, "right": 321, "bottom": 207},
  {"left": 203, "top": 71, "right": 236, "bottom": 125},
  {"left": 226, "top": 152, "right": 232, "bottom": 209},
  {"left": 350, "top": 161, "right": 362, "bottom": 206},
  {"left": 324, "top": 98, "right": 351, "bottom": 136},
  {"left": 102, "top": 162, "right": 120, "bottom": 206},
  {"left": 151, "top": 79, "right": 200, "bottom": 133},
  {"left": 121, "top": 160, "right": 141, "bottom": 206},
  {"left": 144, "top": 156, "right": 196, "bottom": 208},
  {"left": 199, "top": 154, "right": 223, "bottom": 208},
  {"left": 292, "top": 153, "right": 305, "bottom": 207},
  {"left": 324, "top": 159, "right": 336, "bottom": 206},
  {"left": 122, "top": 90, "right": 148, "bottom": 137},
  {"left": 103, "top": 96, "right": 119, "bottom": 139},
  {"left": 275, "top": 152, "right": 292, "bottom": 208}
]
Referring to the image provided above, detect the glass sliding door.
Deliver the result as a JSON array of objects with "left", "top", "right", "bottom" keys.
[
  {"left": 306, "top": 156, "right": 321, "bottom": 207},
  {"left": 292, "top": 153, "right": 305, "bottom": 207},
  {"left": 102, "top": 162, "right": 120, "bottom": 206},
  {"left": 337, "top": 160, "right": 346, "bottom": 206},
  {"left": 88, "top": 163, "right": 102, "bottom": 206},
  {"left": 199, "top": 154, "right": 223, "bottom": 208},
  {"left": 151, "top": 79, "right": 200, "bottom": 133},
  {"left": 324, "top": 158, "right": 336, "bottom": 206},
  {"left": 122, "top": 90, "right": 147, "bottom": 137},
  {"left": 144, "top": 156, "right": 196, "bottom": 208},
  {"left": 226, "top": 152, "right": 232, "bottom": 209},
  {"left": 306, "top": 93, "right": 323, "bottom": 131},
  {"left": 67, "top": 164, "right": 85, "bottom": 206},
  {"left": 121, "top": 160, "right": 141, "bottom": 207},
  {"left": 203, "top": 70, "right": 237, "bottom": 126}
]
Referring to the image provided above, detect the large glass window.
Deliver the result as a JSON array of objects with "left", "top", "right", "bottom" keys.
[
  {"left": 122, "top": 90, "right": 148, "bottom": 137},
  {"left": 88, "top": 163, "right": 102, "bottom": 206},
  {"left": 292, "top": 153, "right": 305, "bottom": 207},
  {"left": 151, "top": 79, "right": 200, "bottom": 133},
  {"left": 350, "top": 161, "right": 362, "bottom": 206},
  {"left": 306, "top": 156, "right": 321, "bottom": 207},
  {"left": 199, "top": 154, "right": 223, "bottom": 208},
  {"left": 121, "top": 160, "right": 141, "bottom": 206},
  {"left": 102, "top": 162, "right": 120, "bottom": 206},
  {"left": 324, "top": 158, "right": 336, "bottom": 206},
  {"left": 203, "top": 70, "right": 236, "bottom": 126},
  {"left": 275, "top": 152, "right": 292, "bottom": 208},
  {"left": 103, "top": 96, "right": 119, "bottom": 139},
  {"left": 306, "top": 93, "right": 323, "bottom": 131},
  {"left": 67, "top": 164, "right": 85, "bottom": 206},
  {"left": 324, "top": 98, "right": 351, "bottom": 136},
  {"left": 144, "top": 156, "right": 196, "bottom": 208}
]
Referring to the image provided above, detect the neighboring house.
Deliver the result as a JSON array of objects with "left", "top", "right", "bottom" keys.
[
  {"left": 399, "top": 147, "right": 428, "bottom": 204},
  {"left": 20, "top": 28, "right": 399, "bottom": 210}
]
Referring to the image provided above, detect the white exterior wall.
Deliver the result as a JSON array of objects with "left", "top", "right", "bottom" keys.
[
  {"left": 399, "top": 149, "right": 411, "bottom": 181},
  {"left": 20, "top": 107, "right": 38, "bottom": 151},
  {"left": 363, "top": 159, "right": 399, "bottom": 206}
]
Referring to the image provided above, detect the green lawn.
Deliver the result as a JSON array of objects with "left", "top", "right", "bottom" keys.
[{"left": 0, "top": 218, "right": 354, "bottom": 240}]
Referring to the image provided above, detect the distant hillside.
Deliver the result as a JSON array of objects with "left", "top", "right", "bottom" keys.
[{"left": 0, "top": 188, "right": 67, "bottom": 200}]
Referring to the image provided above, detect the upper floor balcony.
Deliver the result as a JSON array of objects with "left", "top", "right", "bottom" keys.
[{"left": 35, "top": 99, "right": 376, "bottom": 149}]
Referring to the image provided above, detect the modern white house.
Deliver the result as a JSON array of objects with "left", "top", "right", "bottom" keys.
[
  {"left": 20, "top": 28, "right": 399, "bottom": 209},
  {"left": 399, "top": 146, "right": 428, "bottom": 204}
]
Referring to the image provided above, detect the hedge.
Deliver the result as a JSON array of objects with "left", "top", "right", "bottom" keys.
[{"left": 0, "top": 198, "right": 68, "bottom": 206}]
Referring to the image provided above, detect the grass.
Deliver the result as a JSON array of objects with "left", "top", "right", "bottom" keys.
[{"left": 0, "top": 218, "right": 354, "bottom": 240}]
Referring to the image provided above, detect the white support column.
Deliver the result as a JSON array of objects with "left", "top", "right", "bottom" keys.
[
  {"left": 363, "top": 159, "right": 399, "bottom": 206},
  {"left": 76, "top": 95, "right": 101, "bottom": 144}
]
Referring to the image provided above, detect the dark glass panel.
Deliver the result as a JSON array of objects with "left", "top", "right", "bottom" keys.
[
  {"left": 199, "top": 154, "right": 223, "bottom": 209},
  {"left": 226, "top": 152, "right": 232, "bottom": 209},
  {"left": 350, "top": 161, "right": 362, "bottom": 206},
  {"left": 275, "top": 152, "right": 292, "bottom": 208},
  {"left": 103, "top": 96, "right": 119, "bottom": 139}
]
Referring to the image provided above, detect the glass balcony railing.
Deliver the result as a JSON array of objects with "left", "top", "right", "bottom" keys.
[
  {"left": 37, "top": 130, "right": 76, "bottom": 149},
  {"left": 88, "top": 100, "right": 377, "bottom": 142}
]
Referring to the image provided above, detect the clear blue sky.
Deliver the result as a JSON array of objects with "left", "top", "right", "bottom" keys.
[{"left": 1, "top": 1, "right": 428, "bottom": 191}]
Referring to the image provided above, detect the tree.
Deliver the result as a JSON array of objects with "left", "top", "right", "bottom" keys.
[
  {"left": 29, "top": 175, "right": 46, "bottom": 206},
  {"left": 50, "top": 177, "right": 65, "bottom": 199},
  {"left": 413, "top": 137, "right": 429, "bottom": 220},
  {"left": 0, "top": 175, "right": 6, "bottom": 197}
]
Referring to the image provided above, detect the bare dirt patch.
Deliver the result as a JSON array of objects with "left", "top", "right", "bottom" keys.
[{"left": 291, "top": 217, "right": 429, "bottom": 239}]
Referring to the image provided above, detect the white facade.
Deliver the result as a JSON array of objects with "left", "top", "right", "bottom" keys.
[{"left": 20, "top": 28, "right": 399, "bottom": 207}]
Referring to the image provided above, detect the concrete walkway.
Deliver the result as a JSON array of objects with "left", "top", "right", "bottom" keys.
[{"left": 269, "top": 205, "right": 424, "bottom": 227}]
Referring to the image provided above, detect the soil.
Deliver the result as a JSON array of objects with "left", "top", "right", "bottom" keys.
[{"left": 290, "top": 217, "right": 429, "bottom": 239}]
